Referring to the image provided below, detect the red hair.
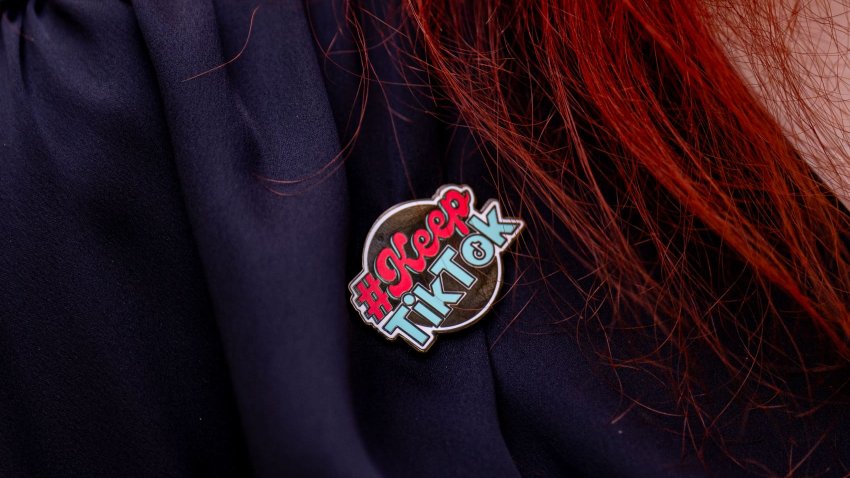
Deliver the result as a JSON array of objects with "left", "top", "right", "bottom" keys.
[{"left": 318, "top": 0, "right": 850, "bottom": 472}]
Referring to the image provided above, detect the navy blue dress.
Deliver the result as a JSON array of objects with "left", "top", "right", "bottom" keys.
[{"left": 1, "top": 1, "right": 847, "bottom": 476}]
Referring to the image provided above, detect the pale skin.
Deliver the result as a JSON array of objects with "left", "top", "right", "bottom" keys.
[{"left": 715, "top": 0, "right": 850, "bottom": 206}]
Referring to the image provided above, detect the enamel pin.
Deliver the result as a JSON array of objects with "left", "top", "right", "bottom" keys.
[{"left": 349, "top": 184, "right": 524, "bottom": 352}]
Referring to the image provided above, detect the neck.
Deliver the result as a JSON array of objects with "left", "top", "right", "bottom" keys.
[{"left": 714, "top": 0, "right": 850, "bottom": 207}]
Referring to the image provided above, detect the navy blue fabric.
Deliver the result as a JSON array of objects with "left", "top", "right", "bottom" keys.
[{"left": 1, "top": 1, "right": 847, "bottom": 477}]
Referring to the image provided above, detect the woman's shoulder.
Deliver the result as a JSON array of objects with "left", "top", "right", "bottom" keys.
[{"left": 3, "top": 2, "right": 848, "bottom": 477}]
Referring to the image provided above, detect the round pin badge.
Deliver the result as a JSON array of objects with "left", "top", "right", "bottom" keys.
[{"left": 349, "top": 184, "right": 524, "bottom": 352}]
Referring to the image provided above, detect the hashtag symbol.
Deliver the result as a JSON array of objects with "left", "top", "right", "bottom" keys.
[{"left": 354, "top": 272, "right": 392, "bottom": 322}]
